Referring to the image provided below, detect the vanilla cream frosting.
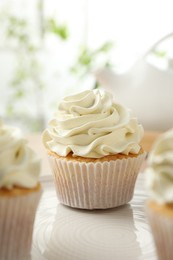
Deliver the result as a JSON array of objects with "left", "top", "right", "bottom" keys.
[
  {"left": 42, "top": 90, "right": 144, "bottom": 158},
  {"left": 0, "top": 121, "right": 40, "bottom": 189},
  {"left": 146, "top": 128, "right": 173, "bottom": 204}
]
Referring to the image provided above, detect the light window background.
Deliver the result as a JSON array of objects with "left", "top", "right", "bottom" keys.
[{"left": 0, "top": 0, "right": 173, "bottom": 132}]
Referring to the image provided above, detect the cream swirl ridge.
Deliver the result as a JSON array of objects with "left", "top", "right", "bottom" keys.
[
  {"left": 145, "top": 129, "right": 173, "bottom": 204},
  {"left": 42, "top": 90, "right": 144, "bottom": 158},
  {"left": 0, "top": 121, "right": 40, "bottom": 189}
]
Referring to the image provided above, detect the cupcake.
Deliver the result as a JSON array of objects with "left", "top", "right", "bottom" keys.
[
  {"left": 42, "top": 90, "right": 145, "bottom": 209},
  {"left": 0, "top": 121, "right": 41, "bottom": 260},
  {"left": 145, "top": 128, "right": 173, "bottom": 260}
]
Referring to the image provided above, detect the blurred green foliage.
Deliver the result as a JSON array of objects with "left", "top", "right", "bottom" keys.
[
  {"left": 70, "top": 42, "right": 114, "bottom": 89},
  {"left": 0, "top": 6, "right": 69, "bottom": 131},
  {"left": 0, "top": 1, "right": 115, "bottom": 131}
]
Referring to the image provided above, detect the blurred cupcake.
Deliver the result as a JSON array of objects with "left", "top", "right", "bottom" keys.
[
  {"left": 0, "top": 121, "right": 41, "bottom": 260},
  {"left": 42, "top": 90, "right": 145, "bottom": 209},
  {"left": 145, "top": 128, "right": 173, "bottom": 260}
]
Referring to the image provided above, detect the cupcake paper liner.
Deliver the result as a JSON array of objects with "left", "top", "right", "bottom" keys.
[
  {"left": 48, "top": 153, "right": 145, "bottom": 209},
  {"left": 0, "top": 189, "right": 42, "bottom": 260},
  {"left": 146, "top": 204, "right": 173, "bottom": 260}
]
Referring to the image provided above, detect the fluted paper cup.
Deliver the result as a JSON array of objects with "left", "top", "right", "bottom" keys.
[
  {"left": 0, "top": 188, "right": 42, "bottom": 260},
  {"left": 146, "top": 201, "right": 173, "bottom": 260},
  {"left": 48, "top": 152, "right": 145, "bottom": 209}
]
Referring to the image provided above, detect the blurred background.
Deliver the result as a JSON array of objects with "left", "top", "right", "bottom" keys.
[{"left": 1, "top": 0, "right": 173, "bottom": 133}]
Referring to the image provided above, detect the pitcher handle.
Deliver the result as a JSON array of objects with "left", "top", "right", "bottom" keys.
[{"left": 143, "top": 32, "right": 173, "bottom": 58}]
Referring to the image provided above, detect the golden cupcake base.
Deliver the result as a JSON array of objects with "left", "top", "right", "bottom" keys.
[{"left": 48, "top": 150, "right": 145, "bottom": 209}]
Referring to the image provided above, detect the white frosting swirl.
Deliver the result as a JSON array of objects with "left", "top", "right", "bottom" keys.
[
  {"left": 42, "top": 90, "right": 144, "bottom": 158},
  {"left": 146, "top": 128, "right": 173, "bottom": 204},
  {"left": 0, "top": 121, "right": 40, "bottom": 189}
]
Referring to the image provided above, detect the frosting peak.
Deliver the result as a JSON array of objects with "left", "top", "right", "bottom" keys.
[
  {"left": 58, "top": 90, "right": 113, "bottom": 116},
  {"left": 0, "top": 121, "right": 40, "bottom": 189},
  {"left": 43, "top": 90, "right": 144, "bottom": 158},
  {"left": 145, "top": 128, "right": 173, "bottom": 204}
]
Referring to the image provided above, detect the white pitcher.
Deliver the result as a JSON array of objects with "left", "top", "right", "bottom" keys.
[{"left": 94, "top": 33, "right": 173, "bottom": 131}]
